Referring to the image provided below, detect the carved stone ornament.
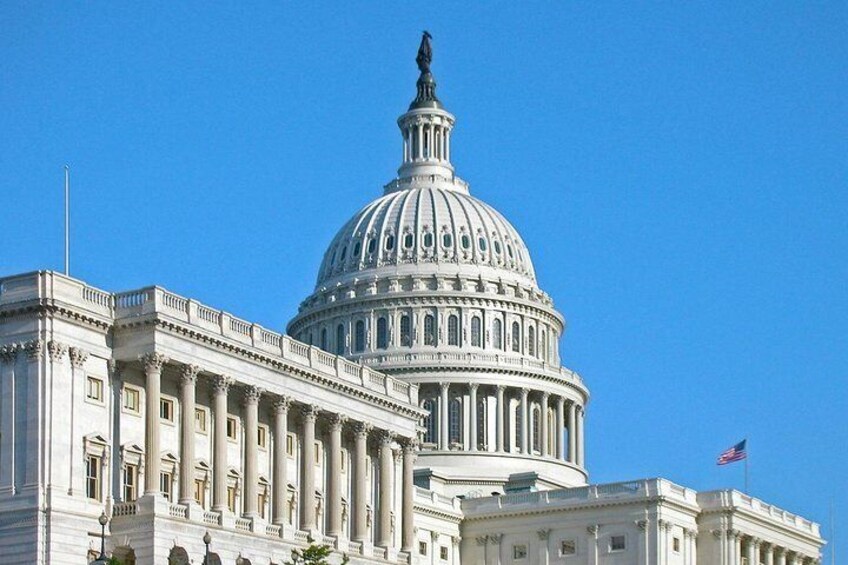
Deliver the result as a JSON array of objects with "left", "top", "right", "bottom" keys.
[
  {"left": 402, "top": 437, "right": 420, "bottom": 454},
  {"left": 712, "top": 529, "right": 723, "bottom": 539},
  {"left": 69, "top": 346, "right": 89, "bottom": 369},
  {"left": 328, "top": 413, "right": 347, "bottom": 430},
  {"left": 139, "top": 352, "right": 168, "bottom": 373},
  {"left": 301, "top": 404, "right": 319, "bottom": 421},
  {"left": 273, "top": 396, "right": 292, "bottom": 414},
  {"left": 242, "top": 385, "right": 263, "bottom": 405},
  {"left": 379, "top": 430, "right": 396, "bottom": 447},
  {"left": 47, "top": 340, "right": 68, "bottom": 362},
  {"left": 354, "top": 421, "right": 373, "bottom": 437},
  {"left": 211, "top": 375, "right": 233, "bottom": 395},
  {"left": 0, "top": 344, "right": 18, "bottom": 363},
  {"left": 430, "top": 530, "right": 440, "bottom": 542},
  {"left": 180, "top": 364, "right": 200, "bottom": 385},
  {"left": 587, "top": 524, "right": 599, "bottom": 536},
  {"left": 636, "top": 519, "right": 648, "bottom": 532},
  {"left": 475, "top": 536, "right": 488, "bottom": 546},
  {"left": 25, "top": 339, "right": 44, "bottom": 360},
  {"left": 537, "top": 528, "right": 551, "bottom": 540},
  {"left": 489, "top": 534, "right": 502, "bottom": 544}
]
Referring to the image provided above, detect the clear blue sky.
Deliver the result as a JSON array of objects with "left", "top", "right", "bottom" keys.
[{"left": 1, "top": 3, "right": 845, "bottom": 557}]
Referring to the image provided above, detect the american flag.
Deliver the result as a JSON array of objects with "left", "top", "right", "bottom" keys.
[{"left": 717, "top": 440, "right": 747, "bottom": 465}]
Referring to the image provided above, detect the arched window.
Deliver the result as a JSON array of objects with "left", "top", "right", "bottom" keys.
[
  {"left": 449, "top": 398, "right": 462, "bottom": 445},
  {"left": 541, "top": 330, "right": 547, "bottom": 361},
  {"left": 354, "top": 320, "right": 365, "bottom": 353},
  {"left": 403, "top": 233, "right": 414, "bottom": 249},
  {"left": 461, "top": 234, "right": 471, "bottom": 249},
  {"left": 507, "top": 244, "right": 514, "bottom": 259},
  {"left": 330, "top": 250, "right": 336, "bottom": 266},
  {"left": 512, "top": 322, "right": 521, "bottom": 353},
  {"left": 532, "top": 406, "right": 541, "bottom": 453},
  {"left": 423, "top": 232, "right": 433, "bottom": 248},
  {"left": 376, "top": 317, "right": 388, "bottom": 349},
  {"left": 353, "top": 242, "right": 361, "bottom": 257},
  {"left": 400, "top": 315, "right": 412, "bottom": 347},
  {"left": 320, "top": 328, "right": 327, "bottom": 351},
  {"left": 335, "top": 324, "right": 345, "bottom": 355},
  {"left": 477, "top": 398, "right": 487, "bottom": 450},
  {"left": 514, "top": 404, "right": 522, "bottom": 451},
  {"left": 492, "top": 319, "right": 503, "bottom": 350},
  {"left": 448, "top": 315, "right": 459, "bottom": 346},
  {"left": 471, "top": 317, "right": 482, "bottom": 347},
  {"left": 443, "top": 233, "right": 453, "bottom": 247},
  {"left": 494, "top": 240, "right": 502, "bottom": 255},
  {"left": 478, "top": 237, "right": 488, "bottom": 252},
  {"left": 422, "top": 399, "right": 436, "bottom": 444},
  {"left": 340, "top": 246, "right": 347, "bottom": 261},
  {"left": 385, "top": 235, "right": 395, "bottom": 251},
  {"left": 367, "top": 238, "right": 376, "bottom": 254},
  {"left": 424, "top": 314, "right": 436, "bottom": 346},
  {"left": 528, "top": 326, "right": 535, "bottom": 357}
]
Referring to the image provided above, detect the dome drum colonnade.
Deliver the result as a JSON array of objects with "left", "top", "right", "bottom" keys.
[{"left": 288, "top": 32, "right": 589, "bottom": 492}]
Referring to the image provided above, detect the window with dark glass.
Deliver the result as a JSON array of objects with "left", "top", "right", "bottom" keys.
[
  {"left": 477, "top": 399, "right": 487, "bottom": 449},
  {"left": 404, "top": 233, "right": 414, "bottom": 249},
  {"left": 86, "top": 455, "right": 101, "bottom": 501},
  {"left": 354, "top": 320, "right": 365, "bottom": 353},
  {"left": 528, "top": 326, "right": 535, "bottom": 357},
  {"left": 400, "top": 315, "right": 412, "bottom": 347},
  {"left": 494, "top": 240, "right": 502, "bottom": 254},
  {"left": 448, "top": 315, "right": 459, "bottom": 346},
  {"left": 320, "top": 328, "right": 328, "bottom": 351},
  {"left": 367, "top": 238, "right": 376, "bottom": 254},
  {"left": 443, "top": 233, "right": 453, "bottom": 247},
  {"left": 492, "top": 318, "right": 503, "bottom": 350},
  {"left": 385, "top": 235, "right": 395, "bottom": 250},
  {"left": 424, "top": 314, "right": 436, "bottom": 346},
  {"left": 478, "top": 237, "right": 488, "bottom": 252},
  {"left": 376, "top": 317, "right": 388, "bottom": 349},
  {"left": 423, "top": 399, "right": 436, "bottom": 444},
  {"left": 512, "top": 322, "right": 521, "bottom": 353},
  {"left": 461, "top": 234, "right": 470, "bottom": 249},
  {"left": 449, "top": 398, "right": 462, "bottom": 444},
  {"left": 353, "top": 241, "right": 361, "bottom": 257},
  {"left": 340, "top": 246, "right": 347, "bottom": 261},
  {"left": 335, "top": 324, "right": 345, "bottom": 355},
  {"left": 423, "top": 232, "right": 433, "bottom": 247},
  {"left": 471, "top": 316, "right": 481, "bottom": 347}
]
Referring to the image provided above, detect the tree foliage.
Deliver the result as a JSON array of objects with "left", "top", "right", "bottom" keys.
[{"left": 285, "top": 536, "right": 349, "bottom": 565}]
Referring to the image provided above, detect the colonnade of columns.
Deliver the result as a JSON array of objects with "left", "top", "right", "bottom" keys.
[
  {"left": 402, "top": 120, "right": 451, "bottom": 164},
  {"left": 728, "top": 532, "right": 818, "bottom": 565},
  {"left": 423, "top": 382, "right": 585, "bottom": 466},
  {"left": 138, "top": 353, "right": 418, "bottom": 552}
]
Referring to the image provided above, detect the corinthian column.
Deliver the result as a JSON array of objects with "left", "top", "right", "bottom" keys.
[
  {"left": 577, "top": 405, "right": 585, "bottom": 467},
  {"left": 568, "top": 401, "right": 577, "bottom": 464},
  {"left": 555, "top": 396, "right": 565, "bottom": 460},
  {"left": 439, "top": 382, "right": 449, "bottom": 449},
  {"left": 520, "top": 388, "right": 529, "bottom": 455},
  {"left": 272, "top": 397, "right": 291, "bottom": 525},
  {"left": 495, "top": 385, "right": 505, "bottom": 453},
  {"left": 401, "top": 439, "right": 417, "bottom": 552},
  {"left": 300, "top": 404, "right": 318, "bottom": 532},
  {"left": 242, "top": 385, "right": 263, "bottom": 518},
  {"left": 377, "top": 431, "right": 395, "bottom": 549},
  {"left": 469, "top": 383, "right": 479, "bottom": 451},
  {"left": 211, "top": 375, "right": 232, "bottom": 512},
  {"left": 140, "top": 352, "right": 168, "bottom": 494},
  {"left": 179, "top": 365, "right": 200, "bottom": 504},
  {"left": 352, "top": 422, "right": 371, "bottom": 542},
  {"left": 327, "top": 413, "right": 347, "bottom": 538},
  {"left": 540, "top": 392, "right": 550, "bottom": 456}
]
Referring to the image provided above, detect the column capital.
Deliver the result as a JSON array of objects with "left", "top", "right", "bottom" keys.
[
  {"left": 439, "top": 381, "right": 450, "bottom": 392},
  {"left": 495, "top": 384, "right": 506, "bottom": 394},
  {"left": 378, "top": 430, "right": 396, "bottom": 447},
  {"left": 328, "top": 412, "right": 348, "bottom": 430},
  {"left": 750, "top": 537, "right": 762, "bottom": 547},
  {"left": 25, "top": 338, "right": 44, "bottom": 360},
  {"left": 273, "top": 396, "right": 292, "bottom": 414},
  {"left": 774, "top": 547, "right": 787, "bottom": 557},
  {"left": 556, "top": 395, "right": 566, "bottom": 407},
  {"left": 47, "top": 340, "right": 68, "bottom": 362},
  {"left": 520, "top": 387, "right": 529, "bottom": 398},
  {"left": 537, "top": 528, "right": 551, "bottom": 541},
  {"left": 301, "top": 404, "right": 319, "bottom": 421},
  {"left": 354, "top": 421, "right": 373, "bottom": 438},
  {"left": 0, "top": 343, "right": 19, "bottom": 363},
  {"left": 139, "top": 352, "right": 168, "bottom": 373},
  {"left": 69, "top": 346, "right": 89, "bottom": 369},
  {"left": 242, "top": 385, "right": 263, "bottom": 406},
  {"left": 468, "top": 382, "right": 479, "bottom": 392},
  {"left": 180, "top": 364, "right": 200, "bottom": 385},
  {"left": 587, "top": 524, "right": 599, "bottom": 536},
  {"left": 540, "top": 390, "right": 550, "bottom": 401},
  {"left": 402, "top": 437, "right": 420, "bottom": 453},
  {"left": 636, "top": 519, "right": 648, "bottom": 531},
  {"left": 211, "top": 375, "right": 233, "bottom": 395}
]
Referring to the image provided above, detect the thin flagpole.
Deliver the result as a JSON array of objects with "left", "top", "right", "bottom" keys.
[
  {"left": 744, "top": 448, "right": 749, "bottom": 493},
  {"left": 64, "top": 165, "right": 70, "bottom": 276}
]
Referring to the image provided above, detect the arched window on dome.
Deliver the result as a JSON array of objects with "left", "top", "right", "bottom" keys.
[
  {"left": 385, "top": 235, "right": 395, "bottom": 251},
  {"left": 511, "top": 322, "right": 521, "bottom": 353},
  {"left": 532, "top": 406, "right": 541, "bottom": 454},
  {"left": 514, "top": 403, "right": 522, "bottom": 452},
  {"left": 422, "top": 399, "right": 436, "bottom": 445},
  {"left": 478, "top": 237, "right": 488, "bottom": 252},
  {"left": 423, "top": 232, "right": 433, "bottom": 248},
  {"left": 471, "top": 317, "right": 482, "bottom": 347},
  {"left": 354, "top": 320, "right": 365, "bottom": 353},
  {"left": 353, "top": 242, "right": 361, "bottom": 257},
  {"left": 448, "top": 315, "right": 460, "bottom": 346},
  {"left": 403, "top": 233, "right": 414, "bottom": 249},
  {"left": 400, "top": 315, "right": 412, "bottom": 347},
  {"left": 477, "top": 397, "right": 487, "bottom": 450},
  {"left": 541, "top": 329, "right": 547, "bottom": 362},
  {"left": 320, "top": 328, "right": 328, "bottom": 352},
  {"left": 449, "top": 397, "right": 462, "bottom": 446},
  {"left": 507, "top": 244, "right": 514, "bottom": 259},
  {"left": 330, "top": 250, "right": 336, "bottom": 266},
  {"left": 376, "top": 317, "right": 388, "bottom": 349},
  {"left": 443, "top": 233, "right": 453, "bottom": 248},
  {"left": 367, "top": 238, "right": 376, "bottom": 255},
  {"left": 528, "top": 326, "right": 535, "bottom": 357},
  {"left": 461, "top": 234, "right": 471, "bottom": 250},
  {"left": 492, "top": 319, "right": 503, "bottom": 350},
  {"left": 335, "top": 324, "right": 345, "bottom": 355},
  {"left": 340, "top": 246, "right": 347, "bottom": 262},
  {"left": 424, "top": 314, "right": 436, "bottom": 346},
  {"left": 494, "top": 240, "right": 502, "bottom": 255}
]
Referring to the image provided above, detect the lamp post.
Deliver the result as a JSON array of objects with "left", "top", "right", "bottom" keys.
[
  {"left": 203, "top": 531, "right": 212, "bottom": 565},
  {"left": 91, "top": 511, "right": 109, "bottom": 564}
]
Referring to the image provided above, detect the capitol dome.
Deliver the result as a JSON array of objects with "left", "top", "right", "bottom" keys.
[
  {"left": 288, "top": 33, "right": 588, "bottom": 495},
  {"left": 316, "top": 184, "right": 536, "bottom": 290}
]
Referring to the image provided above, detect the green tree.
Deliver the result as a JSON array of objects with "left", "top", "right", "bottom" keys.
[{"left": 285, "top": 536, "right": 349, "bottom": 565}]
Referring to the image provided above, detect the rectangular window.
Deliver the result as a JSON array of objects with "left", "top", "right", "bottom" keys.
[
  {"left": 123, "top": 386, "right": 140, "bottom": 413},
  {"left": 673, "top": 537, "right": 681, "bottom": 553},
  {"left": 314, "top": 442, "right": 322, "bottom": 464},
  {"left": 258, "top": 426, "right": 267, "bottom": 448},
  {"left": 160, "top": 472, "right": 172, "bottom": 501},
  {"left": 195, "top": 408, "right": 207, "bottom": 433},
  {"left": 340, "top": 450, "right": 346, "bottom": 472},
  {"left": 440, "top": 546, "right": 449, "bottom": 560},
  {"left": 194, "top": 479, "right": 205, "bottom": 507},
  {"left": 610, "top": 535, "right": 626, "bottom": 552},
  {"left": 513, "top": 544, "right": 528, "bottom": 559},
  {"left": 160, "top": 398, "right": 174, "bottom": 422},
  {"left": 419, "top": 541, "right": 428, "bottom": 556},
  {"left": 85, "top": 455, "right": 101, "bottom": 501},
  {"left": 227, "top": 417, "right": 238, "bottom": 440},
  {"left": 286, "top": 433, "right": 295, "bottom": 456},
  {"left": 227, "top": 486, "right": 237, "bottom": 513},
  {"left": 86, "top": 377, "right": 103, "bottom": 402},
  {"left": 258, "top": 493, "right": 266, "bottom": 519},
  {"left": 123, "top": 464, "right": 138, "bottom": 502},
  {"left": 560, "top": 540, "right": 576, "bottom": 556}
]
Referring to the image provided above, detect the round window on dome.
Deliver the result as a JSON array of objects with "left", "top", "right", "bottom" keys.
[
  {"left": 423, "top": 233, "right": 433, "bottom": 248},
  {"left": 443, "top": 233, "right": 453, "bottom": 247},
  {"left": 385, "top": 235, "right": 395, "bottom": 251},
  {"left": 461, "top": 235, "right": 470, "bottom": 250},
  {"left": 478, "top": 237, "right": 488, "bottom": 252},
  {"left": 404, "top": 233, "right": 414, "bottom": 249}
]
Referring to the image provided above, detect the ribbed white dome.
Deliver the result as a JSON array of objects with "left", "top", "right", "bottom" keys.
[{"left": 316, "top": 185, "right": 536, "bottom": 288}]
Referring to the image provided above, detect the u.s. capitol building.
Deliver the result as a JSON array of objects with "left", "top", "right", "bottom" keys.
[{"left": 0, "top": 35, "right": 823, "bottom": 565}]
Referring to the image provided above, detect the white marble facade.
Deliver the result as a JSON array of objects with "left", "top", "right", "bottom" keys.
[{"left": 0, "top": 36, "right": 824, "bottom": 565}]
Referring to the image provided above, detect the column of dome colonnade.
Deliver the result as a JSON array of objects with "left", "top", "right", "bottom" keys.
[
  {"left": 134, "top": 353, "right": 416, "bottom": 552},
  {"left": 420, "top": 382, "right": 584, "bottom": 465}
]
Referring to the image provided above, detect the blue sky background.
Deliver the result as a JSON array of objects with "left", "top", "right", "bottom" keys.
[{"left": 1, "top": 3, "right": 845, "bottom": 557}]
